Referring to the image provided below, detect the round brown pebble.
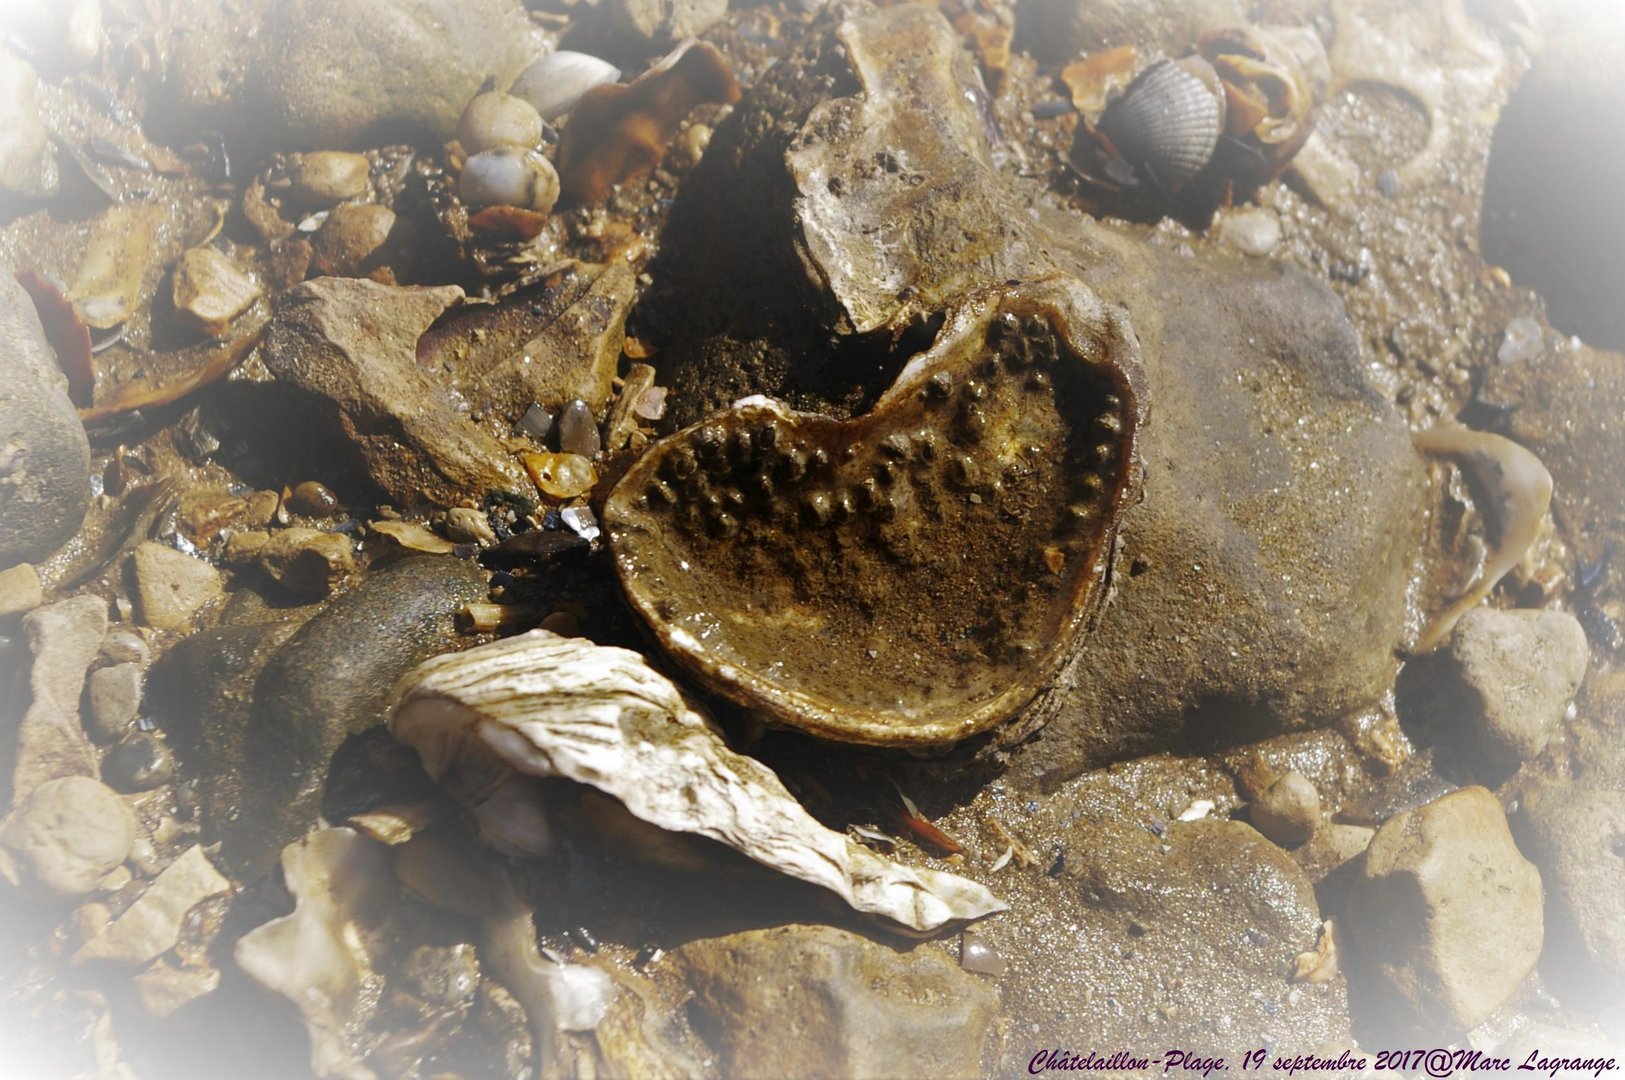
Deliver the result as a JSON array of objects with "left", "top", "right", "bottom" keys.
[
  {"left": 287, "top": 481, "right": 341, "bottom": 516},
  {"left": 1250, "top": 771, "right": 1321, "bottom": 847},
  {"left": 311, "top": 204, "right": 398, "bottom": 280},
  {"left": 288, "top": 151, "right": 370, "bottom": 206}
]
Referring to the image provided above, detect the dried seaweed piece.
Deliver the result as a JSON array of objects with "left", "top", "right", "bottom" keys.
[
  {"left": 604, "top": 276, "right": 1146, "bottom": 745},
  {"left": 78, "top": 327, "right": 265, "bottom": 423},
  {"left": 555, "top": 39, "right": 739, "bottom": 206},
  {"left": 1412, "top": 425, "right": 1553, "bottom": 651}
]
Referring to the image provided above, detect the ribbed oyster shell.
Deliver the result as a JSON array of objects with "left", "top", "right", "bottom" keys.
[{"left": 604, "top": 275, "right": 1146, "bottom": 745}]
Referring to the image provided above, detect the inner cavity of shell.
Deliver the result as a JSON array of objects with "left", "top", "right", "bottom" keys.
[{"left": 605, "top": 276, "right": 1146, "bottom": 746}]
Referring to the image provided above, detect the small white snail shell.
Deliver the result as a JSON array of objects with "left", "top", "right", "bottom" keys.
[
  {"left": 460, "top": 147, "right": 560, "bottom": 214},
  {"left": 509, "top": 51, "right": 622, "bottom": 122},
  {"left": 456, "top": 91, "right": 545, "bottom": 155}
]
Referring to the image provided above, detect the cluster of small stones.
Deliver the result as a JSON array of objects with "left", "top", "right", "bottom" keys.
[{"left": 607, "top": 284, "right": 1140, "bottom": 744}]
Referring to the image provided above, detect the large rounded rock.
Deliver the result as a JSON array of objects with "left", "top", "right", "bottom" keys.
[
  {"left": 1023, "top": 231, "right": 1424, "bottom": 781},
  {"left": 0, "top": 273, "right": 90, "bottom": 567},
  {"left": 1016, "top": 813, "right": 1347, "bottom": 1058},
  {"left": 645, "top": 3, "right": 1423, "bottom": 782},
  {"left": 158, "top": 0, "right": 539, "bottom": 153},
  {"left": 1013, "top": 0, "right": 1243, "bottom": 64},
  {"left": 1446, "top": 608, "right": 1589, "bottom": 764},
  {"left": 0, "top": 776, "right": 136, "bottom": 900},
  {"left": 1515, "top": 779, "right": 1625, "bottom": 987},
  {"left": 1346, "top": 786, "right": 1543, "bottom": 1033},
  {"left": 676, "top": 924, "right": 997, "bottom": 1079}
]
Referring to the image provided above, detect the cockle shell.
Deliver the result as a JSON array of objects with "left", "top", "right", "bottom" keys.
[
  {"left": 510, "top": 51, "right": 622, "bottom": 122},
  {"left": 1098, "top": 56, "right": 1226, "bottom": 192},
  {"left": 603, "top": 276, "right": 1147, "bottom": 746}
]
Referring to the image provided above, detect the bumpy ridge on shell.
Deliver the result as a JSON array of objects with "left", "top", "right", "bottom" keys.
[{"left": 604, "top": 276, "right": 1146, "bottom": 746}]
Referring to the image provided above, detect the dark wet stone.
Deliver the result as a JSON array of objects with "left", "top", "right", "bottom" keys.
[
  {"left": 148, "top": 617, "right": 308, "bottom": 854},
  {"left": 557, "top": 398, "right": 602, "bottom": 459},
  {"left": 84, "top": 662, "right": 143, "bottom": 742},
  {"left": 233, "top": 555, "right": 487, "bottom": 876},
  {"left": 0, "top": 274, "right": 91, "bottom": 568},
  {"left": 101, "top": 732, "right": 175, "bottom": 793}
]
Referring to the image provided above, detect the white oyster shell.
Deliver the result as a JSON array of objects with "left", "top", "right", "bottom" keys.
[{"left": 388, "top": 629, "right": 1007, "bottom": 933}]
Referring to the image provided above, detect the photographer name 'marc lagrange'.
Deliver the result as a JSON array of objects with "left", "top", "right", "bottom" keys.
[{"left": 1028, "top": 1047, "right": 1622, "bottom": 1077}]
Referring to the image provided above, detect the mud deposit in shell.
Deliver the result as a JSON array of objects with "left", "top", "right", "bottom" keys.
[{"left": 608, "top": 277, "right": 1144, "bottom": 744}]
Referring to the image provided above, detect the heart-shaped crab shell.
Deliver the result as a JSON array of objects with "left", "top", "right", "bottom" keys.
[{"left": 603, "top": 276, "right": 1146, "bottom": 746}]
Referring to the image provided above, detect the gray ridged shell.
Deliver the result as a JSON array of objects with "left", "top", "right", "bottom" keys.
[{"left": 1099, "top": 58, "right": 1225, "bottom": 191}]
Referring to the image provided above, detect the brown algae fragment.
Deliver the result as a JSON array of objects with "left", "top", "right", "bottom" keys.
[{"left": 604, "top": 276, "right": 1146, "bottom": 746}]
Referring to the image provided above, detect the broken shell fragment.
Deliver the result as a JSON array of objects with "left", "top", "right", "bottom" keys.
[
  {"left": 460, "top": 146, "right": 560, "bottom": 214},
  {"left": 1197, "top": 25, "right": 1327, "bottom": 181},
  {"left": 456, "top": 91, "right": 545, "bottom": 155},
  {"left": 394, "top": 831, "right": 616, "bottom": 1072},
  {"left": 387, "top": 630, "right": 1007, "bottom": 934},
  {"left": 556, "top": 39, "right": 739, "bottom": 206},
  {"left": 604, "top": 276, "right": 1146, "bottom": 745},
  {"left": 1412, "top": 425, "right": 1553, "bottom": 651},
  {"left": 234, "top": 828, "right": 395, "bottom": 1080},
  {"left": 69, "top": 202, "right": 164, "bottom": 329},
  {"left": 510, "top": 51, "right": 623, "bottom": 122},
  {"left": 171, "top": 247, "right": 262, "bottom": 336}
]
